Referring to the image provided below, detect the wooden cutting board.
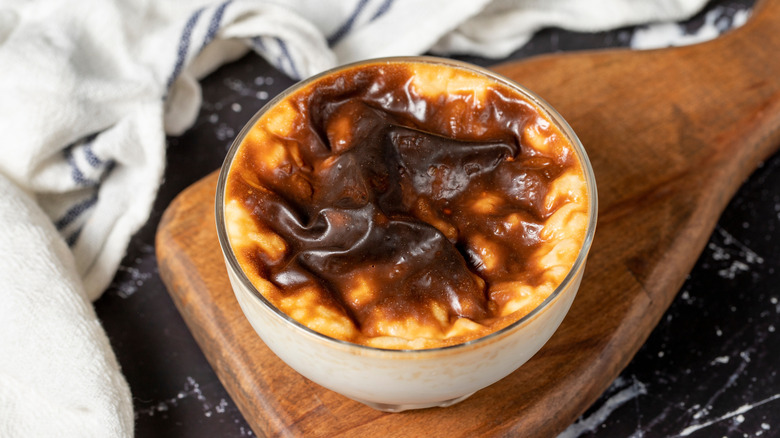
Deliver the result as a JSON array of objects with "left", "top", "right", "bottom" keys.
[{"left": 156, "top": 2, "right": 780, "bottom": 436}]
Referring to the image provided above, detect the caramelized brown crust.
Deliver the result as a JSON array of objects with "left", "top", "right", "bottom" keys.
[{"left": 225, "top": 61, "right": 589, "bottom": 349}]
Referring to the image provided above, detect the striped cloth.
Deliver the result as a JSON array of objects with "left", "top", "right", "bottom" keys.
[{"left": 0, "top": 0, "right": 707, "bottom": 436}]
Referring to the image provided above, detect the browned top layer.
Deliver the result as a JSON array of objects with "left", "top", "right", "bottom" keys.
[{"left": 225, "top": 61, "right": 588, "bottom": 349}]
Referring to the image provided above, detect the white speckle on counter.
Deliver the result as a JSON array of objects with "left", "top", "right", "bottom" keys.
[
  {"left": 254, "top": 76, "right": 274, "bottom": 86},
  {"left": 719, "top": 261, "right": 750, "bottom": 280},
  {"left": 111, "top": 266, "right": 152, "bottom": 298},
  {"left": 682, "top": 348, "right": 752, "bottom": 426},
  {"left": 709, "top": 242, "right": 731, "bottom": 261},
  {"left": 677, "top": 394, "right": 780, "bottom": 436},
  {"left": 224, "top": 78, "right": 256, "bottom": 97},
  {"left": 558, "top": 376, "right": 647, "bottom": 438},
  {"left": 194, "top": 75, "right": 278, "bottom": 132},
  {"left": 693, "top": 405, "right": 710, "bottom": 420},
  {"left": 711, "top": 356, "right": 729, "bottom": 365},
  {"left": 631, "top": 6, "right": 751, "bottom": 50},
  {"left": 216, "top": 123, "right": 236, "bottom": 142},
  {"left": 108, "top": 243, "right": 154, "bottom": 299},
  {"left": 135, "top": 376, "right": 234, "bottom": 420},
  {"left": 705, "top": 227, "right": 765, "bottom": 280}
]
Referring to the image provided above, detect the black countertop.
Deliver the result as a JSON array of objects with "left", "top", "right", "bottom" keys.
[{"left": 95, "top": 0, "right": 779, "bottom": 436}]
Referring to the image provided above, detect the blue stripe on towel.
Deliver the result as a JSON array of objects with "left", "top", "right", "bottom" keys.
[
  {"left": 275, "top": 37, "right": 300, "bottom": 79},
  {"left": 65, "top": 226, "right": 83, "bottom": 247},
  {"left": 200, "top": 0, "right": 233, "bottom": 51},
  {"left": 250, "top": 35, "right": 302, "bottom": 79},
  {"left": 55, "top": 193, "right": 98, "bottom": 231},
  {"left": 166, "top": 7, "right": 205, "bottom": 90},
  {"left": 327, "top": 0, "right": 370, "bottom": 45},
  {"left": 251, "top": 35, "right": 267, "bottom": 51},
  {"left": 370, "top": 0, "right": 394, "bottom": 21},
  {"left": 81, "top": 135, "right": 103, "bottom": 168},
  {"left": 65, "top": 145, "right": 98, "bottom": 187}
]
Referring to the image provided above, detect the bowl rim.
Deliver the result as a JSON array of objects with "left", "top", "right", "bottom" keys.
[{"left": 215, "top": 55, "right": 598, "bottom": 355}]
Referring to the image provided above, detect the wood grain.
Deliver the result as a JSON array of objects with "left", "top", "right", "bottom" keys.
[{"left": 156, "top": 2, "right": 780, "bottom": 436}]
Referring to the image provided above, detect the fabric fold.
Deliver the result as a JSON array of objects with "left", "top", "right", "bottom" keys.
[{"left": 0, "top": 173, "right": 134, "bottom": 437}]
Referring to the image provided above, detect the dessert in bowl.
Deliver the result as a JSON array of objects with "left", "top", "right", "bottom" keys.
[{"left": 216, "top": 56, "right": 597, "bottom": 411}]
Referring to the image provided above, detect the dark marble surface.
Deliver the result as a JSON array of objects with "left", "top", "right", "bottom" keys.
[{"left": 94, "top": 0, "right": 779, "bottom": 436}]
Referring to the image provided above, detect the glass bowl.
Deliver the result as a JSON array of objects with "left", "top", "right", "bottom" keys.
[{"left": 215, "top": 56, "right": 597, "bottom": 412}]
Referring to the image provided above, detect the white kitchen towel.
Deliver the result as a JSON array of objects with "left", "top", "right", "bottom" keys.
[{"left": 0, "top": 0, "right": 708, "bottom": 436}]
